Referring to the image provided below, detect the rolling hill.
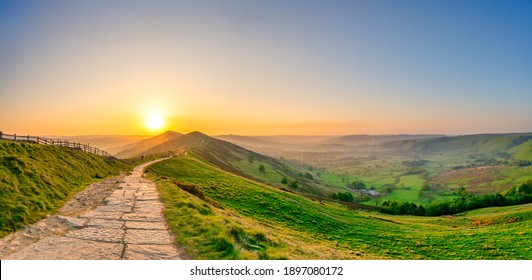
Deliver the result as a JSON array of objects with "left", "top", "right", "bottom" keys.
[
  {"left": 146, "top": 153, "right": 532, "bottom": 259},
  {"left": 216, "top": 134, "right": 442, "bottom": 149},
  {"left": 318, "top": 134, "right": 443, "bottom": 147},
  {"left": 114, "top": 131, "right": 183, "bottom": 158},
  {"left": 385, "top": 133, "right": 532, "bottom": 158},
  {"left": 116, "top": 131, "right": 347, "bottom": 196}
]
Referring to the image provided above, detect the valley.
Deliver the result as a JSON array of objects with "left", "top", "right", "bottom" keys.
[{"left": 1, "top": 131, "right": 531, "bottom": 259}]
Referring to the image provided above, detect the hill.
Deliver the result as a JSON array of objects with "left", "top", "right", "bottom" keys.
[
  {"left": 114, "top": 131, "right": 183, "bottom": 158},
  {"left": 0, "top": 141, "right": 130, "bottom": 237},
  {"left": 386, "top": 133, "right": 532, "bottom": 158},
  {"left": 189, "top": 132, "right": 344, "bottom": 196},
  {"left": 121, "top": 131, "right": 346, "bottom": 196},
  {"left": 216, "top": 134, "right": 442, "bottom": 151},
  {"left": 146, "top": 154, "right": 532, "bottom": 259},
  {"left": 319, "top": 134, "right": 443, "bottom": 147}
]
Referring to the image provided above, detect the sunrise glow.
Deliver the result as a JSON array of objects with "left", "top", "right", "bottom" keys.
[
  {"left": 0, "top": 1, "right": 530, "bottom": 136},
  {"left": 145, "top": 113, "right": 165, "bottom": 132}
]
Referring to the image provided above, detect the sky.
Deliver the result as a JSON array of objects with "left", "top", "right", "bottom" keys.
[{"left": 1, "top": 0, "right": 531, "bottom": 136}]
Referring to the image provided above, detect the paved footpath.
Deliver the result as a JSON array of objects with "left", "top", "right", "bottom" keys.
[{"left": 3, "top": 158, "right": 182, "bottom": 260}]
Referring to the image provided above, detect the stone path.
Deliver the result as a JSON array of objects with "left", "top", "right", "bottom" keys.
[{"left": 1, "top": 158, "right": 182, "bottom": 260}]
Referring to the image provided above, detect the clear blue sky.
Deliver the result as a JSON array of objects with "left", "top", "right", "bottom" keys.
[{"left": 1, "top": 0, "right": 531, "bottom": 135}]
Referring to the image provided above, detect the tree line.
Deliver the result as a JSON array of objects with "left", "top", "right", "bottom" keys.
[{"left": 379, "top": 179, "right": 532, "bottom": 216}]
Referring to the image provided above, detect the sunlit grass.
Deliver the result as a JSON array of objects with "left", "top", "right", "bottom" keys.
[
  {"left": 148, "top": 155, "right": 532, "bottom": 259},
  {"left": 0, "top": 141, "right": 130, "bottom": 237}
]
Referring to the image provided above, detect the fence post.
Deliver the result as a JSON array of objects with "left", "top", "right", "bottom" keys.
[
  {"left": 27, "top": 135, "right": 30, "bottom": 141},
  {"left": 0, "top": 131, "right": 2, "bottom": 139},
  {"left": 14, "top": 134, "right": 16, "bottom": 141}
]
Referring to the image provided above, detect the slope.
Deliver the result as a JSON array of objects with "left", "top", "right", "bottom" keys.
[
  {"left": 0, "top": 141, "right": 130, "bottom": 237},
  {"left": 147, "top": 154, "right": 532, "bottom": 259}
]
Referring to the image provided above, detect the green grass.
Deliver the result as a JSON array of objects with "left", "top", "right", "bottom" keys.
[
  {"left": 187, "top": 140, "right": 338, "bottom": 196},
  {"left": 148, "top": 155, "right": 532, "bottom": 259},
  {"left": 0, "top": 141, "right": 130, "bottom": 237},
  {"left": 398, "top": 175, "right": 424, "bottom": 189},
  {"left": 511, "top": 141, "right": 532, "bottom": 160},
  {"left": 150, "top": 175, "right": 354, "bottom": 259},
  {"left": 382, "top": 175, "right": 429, "bottom": 204}
]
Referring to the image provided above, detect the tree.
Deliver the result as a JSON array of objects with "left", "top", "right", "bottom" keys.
[
  {"left": 456, "top": 186, "right": 469, "bottom": 197},
  {"left": 350, "top": 180, "right": 366, "bottom": 190},
  {"left": 281, "top": 177, "right": 289, "bottom": 185},
  {"left": 519, "top": 180, "right": 532, "bottom": 195},
  {"left": 259, "top": 164, "right": 266, "bottom": 173},
  {"left": 373, "top": 194, "right": 383, "bottom": 206},
  {"left": 289, "top": 180, "right": 299, "bottom": 189},
  {"left": 335, "top": 192, "right": 354, "bottom": 202}
]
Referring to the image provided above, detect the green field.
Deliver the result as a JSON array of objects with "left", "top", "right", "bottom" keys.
[{"left": 147, "top": 155, "right": 532, "bottom": 259}]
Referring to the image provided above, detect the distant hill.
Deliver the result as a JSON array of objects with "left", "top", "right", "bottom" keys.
[
  {"left": 214, "top": 135, "right": 331, "bottom": 151},
  {"left": 214, "top": 135, "right": 284, "bottom": 148},
  {"left": 115, "top": 131, "right": 183, "bottom": 158},
  {"left": 45, "top": 135, "right": 149, "bottom": 154},
  {"left": 385, "top": 133, "right": 532, "bottom": 158},
  {"left": 320, "top": 134, "right": 443, "bottom": 146},
  {"left": 215, "top": 134, "right": 445, "bottom": 154}
]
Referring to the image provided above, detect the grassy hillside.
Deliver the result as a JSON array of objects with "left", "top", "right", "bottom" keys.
[
  {"left": 123, "top": 131, "right": 347, "bottom": 196},
  {"left": 188, "top": 132, "right": 347, "bottom": 196},
  {"left": 387, "top": 133, "right": 532, "bottom": 156},
  {"left": 0, "top": 141, "right": 130, "bottom": 237},
  {"left": 510, "top": 140, "right": 532, "bottom": 160},
  {"left": 147, "top": 155, "right": 532, "bottom": 259}
]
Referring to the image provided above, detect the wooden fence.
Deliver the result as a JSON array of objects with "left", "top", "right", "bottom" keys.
[{"left": 0, "top": 131, "right": 113, "bottom": 157}]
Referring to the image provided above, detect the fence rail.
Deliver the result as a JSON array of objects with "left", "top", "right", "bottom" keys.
[{"left": 0, "top": 131, "right": 113, "bottom": 157}]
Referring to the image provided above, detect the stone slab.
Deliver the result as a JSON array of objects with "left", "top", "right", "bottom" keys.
[
  {"left": 125, "top": 229, "right": 172, "bottom": 245},
  {"left": 87, "top": 219, "right": 124, "bottom": 228},
  {"left": 122, "top": 213, "right": 163, "bottom": 222},
  {"left": 66, "top": 228, "right": 124, "bottom": 243},
  {"left": 81, "top": 210, "right": 123, "bottom": 220},
  {"left": 3, "top": 236, "right": 122, "bottom": 260},
  {"left": 123, "top": 244, "right": 181, "bottom": 260},
  {"left": 96, "top": 205, "right": 133, "bottom": 213},
  {"left": 125, "top": 221, "right": 167, "bottom": 230}
]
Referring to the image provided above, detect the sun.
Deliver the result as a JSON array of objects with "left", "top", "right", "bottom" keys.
[{"left": 145, "top": 113, "right": 165, "bottom": 131}]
